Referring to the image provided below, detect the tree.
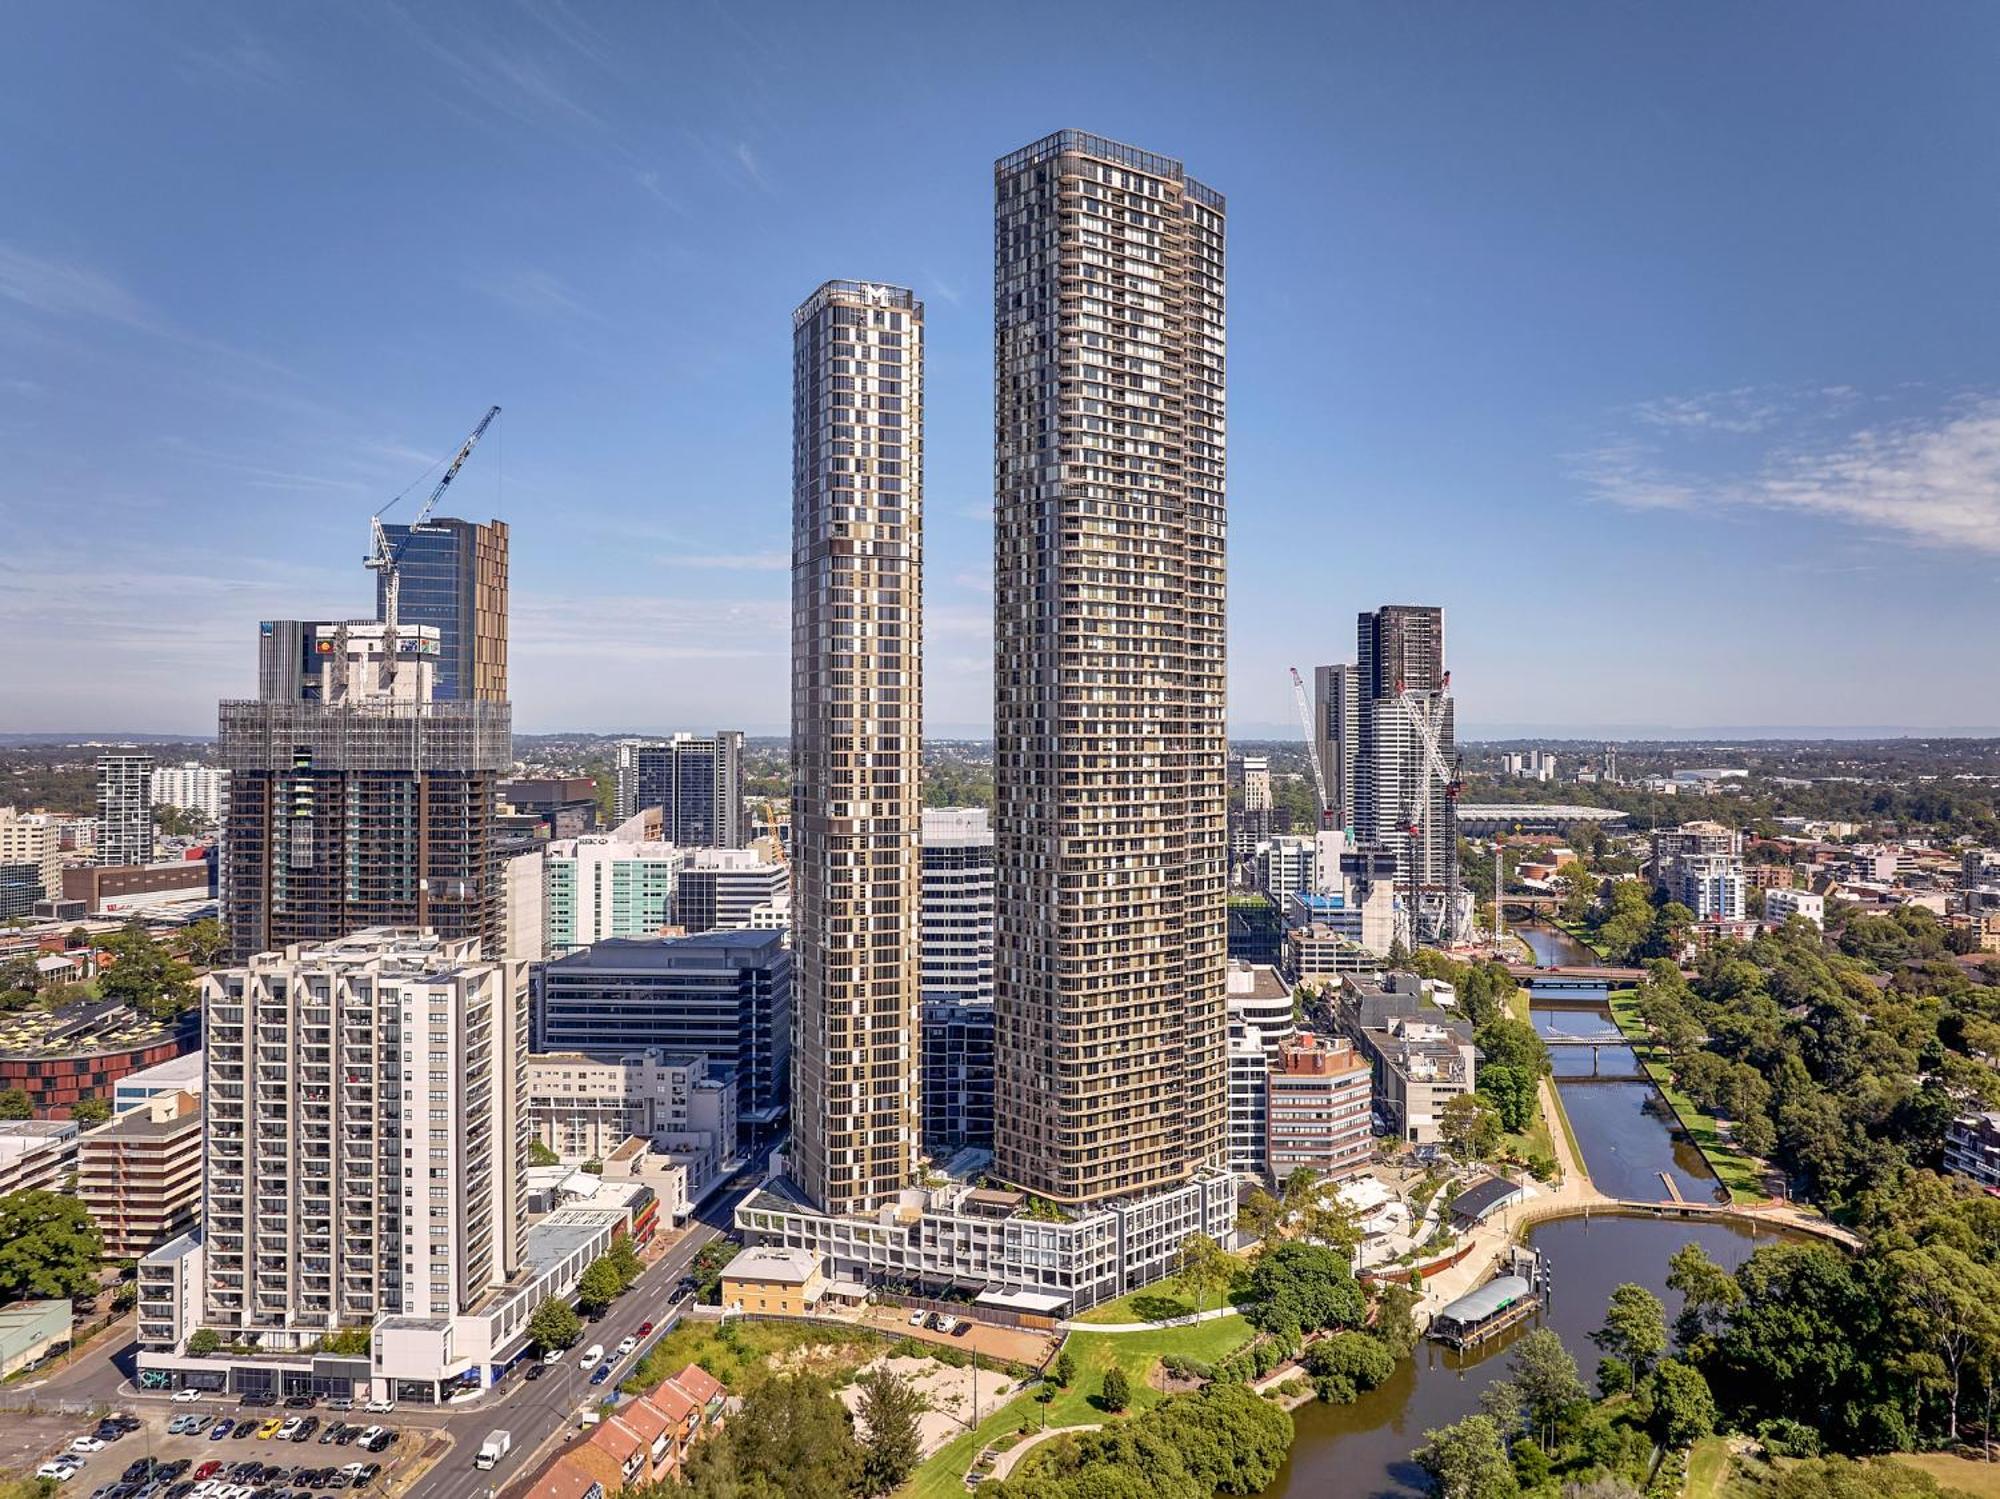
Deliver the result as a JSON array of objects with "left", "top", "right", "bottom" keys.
[
  {"left": 70, "top": 1096, "right": 111, "bottom": 1126},
  {"left": 1665, "top": 1241, "right": 1739, "bottom": 1353},
  {"left": 1304, "top": 1331, "right": 1395, "bottom": 1404},
  {"left": 1415, "top": 1414, "right": 1519, "bottom": 1499},
  {"left": 1889, "top": 1243, "right": 2000, "bottom": 1441},
  {"left": 0, "top": 1189, "right": 102, "bottom": 1300},
  {"left": 1485, "top": 1329, "right": 1587, "bottom": 1454},
  {"left": 1440, "top": 1094, "right": 1502, "bottom": 1162},
  {"left": 96, "top": 923, "right": 195, "bottom": 1020},
  {"left": 0, "top": 1089, "right": 32, "bottom": 1120},
  {"left": 175, "top": 919, "right": 227, "bottom": 968},
  {"left": 676, "top": 1373, "right": 865, "bottom": 1498},
  {"left": 1373, "top": 1283, "right": 1422, "bottom": 1361},
  {"left": 576, "top": 1256, "right": 623, "bottom": 1314},
  {"left": 1052, "top": 1347, "right": 1076, "bottom": 1387},
  {"left": 854, "top": 1366, "right": 924, "bottom": 1495},
  {"left": 187, "top": 1328, "right": 221, "bottom": 1356},
  {"left": 1477, "top": 1065, "right": 1539, "bottom": 1134},
  {"left": 1559, "top": 866, "right": 1598, "bottom": 923},
  {"left": 527, "top": 1296, "right": 581, "bottom": 1353},
  {"left": 1244, "top": 1242, "right": 1366, "bottom": 1341},
  {"left": 1176, "top": 1232, "right": 1234, "bottom": 1316},
  {"left": 607, "top": 1234, "right": 644, "bottom": 1289},
  {"left": 1236, "top": 1187, "right": 1284, "bottom": 1250},
  {"left": 527, "top": 1138, "right": 560, "bottom": 1167},
  {"left": 1649, "top": 1359, "right": 1717, "bottom": 1448},
  {"left": 1099, "top": 1365, "right": 1132, "bottom": 1413},
  {"left": 1591, "top": 1283, "right": 1667, "bottom": 1383}
]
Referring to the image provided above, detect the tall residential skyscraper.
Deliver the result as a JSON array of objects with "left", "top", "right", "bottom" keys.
[
  {"left": 788, "top": 278, "right": 924, "bottom": 1217},
  {"left": 95, "top": 751, "right": 155, "bottom": 867},
  {"left": 920, "top": 809, "right": 996, "bottom": 1159},
  {"left": 612, "top": 733, "right": 746, "bottom": 846},
  {"left": 1313, "top": 663, "right": 1359, "bottom": 832},
  {"left": 371, "top": 517, "right": 509, "bottom": 702},
  {"left": 1353, "top": 606, "right": 1455, "bottom": 887},
  {"left": 992, "top": 131, "right": 1229, "bottom": 1207}
]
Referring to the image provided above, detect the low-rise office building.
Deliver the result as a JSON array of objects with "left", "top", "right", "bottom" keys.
[
  {"left": 0, "top": 1299, "right": 71, "bottom": 1378},
  {"left": 735, "top": 1167, "right": 1235, "bottom": 1315},
  {"left": 1265, "top": 1032, "right": 1372, "bottom": 1182},
  {"left": 536, "top": 930, "right": 791, "bottom": 1130},
  {"left": 526, "top": 1048, "right": 738, "bottom": 1179},
  {"left": 1345, "top": 978, "right": 1477, "bottom": 1145}
]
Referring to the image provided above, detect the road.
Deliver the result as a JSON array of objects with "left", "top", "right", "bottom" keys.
[
  {"left": 415, "top": 1152, "right": 768, "bottom": 1499},
  {"left": 23, "top": 1151, "right": 770, "bottom": 1499}
]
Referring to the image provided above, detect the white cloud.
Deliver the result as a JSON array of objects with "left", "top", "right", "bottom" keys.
[
  {"left": 1584, "top": 389, "right": 2000, "bottom": 554},
  {"left": 469, "top": 268, "right": 605, "bottom": 325}
]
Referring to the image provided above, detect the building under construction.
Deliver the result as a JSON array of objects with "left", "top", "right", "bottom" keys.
[
  {"left": 218, "top": 696, "right": 510, "bottom": 962},
  {"left": 1351, "top": 605, "right": 1462, "bottom": 945}
]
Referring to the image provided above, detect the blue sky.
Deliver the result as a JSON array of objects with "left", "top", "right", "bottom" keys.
[{"left": 4, "top": 2, "right": 1999, "bottom": 737}]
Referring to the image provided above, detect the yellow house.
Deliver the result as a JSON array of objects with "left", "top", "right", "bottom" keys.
[{"left": 720, "top": 1246, "right": 824, "bottom": 1317}]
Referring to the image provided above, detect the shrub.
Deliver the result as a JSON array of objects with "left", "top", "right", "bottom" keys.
[{"left": 1100, "top": 1366, "right": 1131, "bottom": 1412}]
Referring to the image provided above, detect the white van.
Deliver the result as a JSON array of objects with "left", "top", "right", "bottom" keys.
[{"left": 577, "top": 1344, "right": 604, "bottom": 1371}]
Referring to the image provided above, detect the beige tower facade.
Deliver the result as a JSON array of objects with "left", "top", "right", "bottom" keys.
[
  {"left": 789, "top": 280, "right": 925, "bottom": 1216},
  {"left": 991, "top": 131, "right": 1229, "bottom": 1207}
]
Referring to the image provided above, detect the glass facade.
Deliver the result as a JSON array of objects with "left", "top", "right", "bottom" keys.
[{"left": 374, "top": 519, "right": 508, "bottom": 702}]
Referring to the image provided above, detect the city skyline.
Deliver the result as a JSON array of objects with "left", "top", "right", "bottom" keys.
[{"left": 6, "top": 3, "right": 2000, "bottom": 737}]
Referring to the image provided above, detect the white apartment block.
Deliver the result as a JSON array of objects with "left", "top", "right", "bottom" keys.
[
  {"left": 0, "top": 806, "right": 62, "bottom": 905},
  {"left": 149, "top": 762, "right": 229, "bottom": 824},
  {"left": 920, "top": 808, "right": 994, "bottom": 1005},
  {"left": 543, "top": 835, "right": 682, "bottom": 956},
  {"left": 95, "top": 751, "right": 154, "bottom": 867},
  {"left": 191, "top": 929, "right": 527, "bottom": 1349},
  {"left": 1762, "top": 886, "right": 1825, "bottom": 929},
  {"left": 1225, "top": 963, "right": 1295, "bottom": 1178}
]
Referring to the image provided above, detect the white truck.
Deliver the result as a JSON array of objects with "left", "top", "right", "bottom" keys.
[{"left": 475, "top": 1430, "right": 511, "bottom": 1470}]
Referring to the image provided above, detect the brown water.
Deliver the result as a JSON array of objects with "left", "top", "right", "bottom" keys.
[{"left": 1257, "top": 1214, "right": 1789, "bottom": 1496}]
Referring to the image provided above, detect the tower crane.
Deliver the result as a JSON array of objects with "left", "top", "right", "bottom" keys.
[
  {"left": 1396, "top": 670, "right": 1465, "bottom": 945},
  {"left": 365, "top": 405, "right": 501, "bottom": 680},
  {"left": 1287, "top": 667, "right": 1333, "bottom": 828}
]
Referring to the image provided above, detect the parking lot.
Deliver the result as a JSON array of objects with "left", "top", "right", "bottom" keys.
[{"left": 23, "top": 1400, "right": 429, "bottom": 1499}]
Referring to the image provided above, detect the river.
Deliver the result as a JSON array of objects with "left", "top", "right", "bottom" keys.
[
  {"left": 1258, "top": 1215, "right": 1789, "bottom": 1497},
  {"left": 1255, "top": 924, "right": 1753, "bottom": 1494}
]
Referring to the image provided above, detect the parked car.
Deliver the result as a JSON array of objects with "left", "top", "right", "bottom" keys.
[
  {"left": 173, "top": 1389, "right": 202, "bottom": 1405},
  {"left": 638, "top": 1320, "right": 654, "bottom": 1336},
  {"left": 323, "top": 1397, "right": 353, "bottom": 1412},
  {"left": 209, "top": 1420, "right": 233, "bottom": 1440},
  {"left": 362, "top": 1398, "right": 394, "bottom": 1414},
  {"left": 291, "top": 1417, "right": 318, "bottom": 1442},
  {"left": 589, "top": 1366, "right": 611, "bottom": 1386},
  {"left": 524, "top": 1363, "right": 547, "bottom": 1382},
  {"left": 37, "top": 1457, "right": 83, "bottom": 1481},
  {"left": 72, "top": 1437, "right": 108, "bottom": 1454},
  {"left": 361, "top": 1431, "right": 393, "bottom": 1454},
  {"left": 284, "top": 1395, "right": 315, "bottom": 1409},
  {"left": 908, "top": 1309, "right": 925, "bottom": 1326},
  {"left": 256, "top": 1419, "right": 284, "bottom": 1439},
  {"left": 576, "top": 1345, "right": 603, "bottom": 1371},
  {"left": 540, "top": 1347, "right": 563, "bottom": 1365},
  {"left": 318, "top": 1425, "right": 345, "bottom": 1446}
]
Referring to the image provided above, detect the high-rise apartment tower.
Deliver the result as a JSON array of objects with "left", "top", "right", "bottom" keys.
[
  {"left": 788, "top": 279, "right": 924, "bottom": 1216},
  {"left": 95, "top": 751, "right": 155, "bottom": 867},
  {"left": 992, "top": 131, "right": 1229, "bottom": 1206},
  {"left": 612, "top": 733, "right": 745, "bottom": 846}
]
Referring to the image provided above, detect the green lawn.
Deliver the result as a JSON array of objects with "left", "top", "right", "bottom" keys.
[
  {"left": 1685, "top": 1437, "right": 1739, "bottom": 1498},
  {"left": 901, "top": 1317, "right": 1255, "bottom": 1496},
  {"left": 1605, "top": 991, "right": 1769, "bottom": 1204},
  {"left": 1072, "top": 1255, "right": 1250, "bottom": 1324}
]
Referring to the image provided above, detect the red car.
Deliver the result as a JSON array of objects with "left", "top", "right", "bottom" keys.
[
  {"left": 195, "top": 1461, "right": 222, "bottom": 1480},
  {"left": 638, "top": 1321, "right": 654, "bottom": 1336}
]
